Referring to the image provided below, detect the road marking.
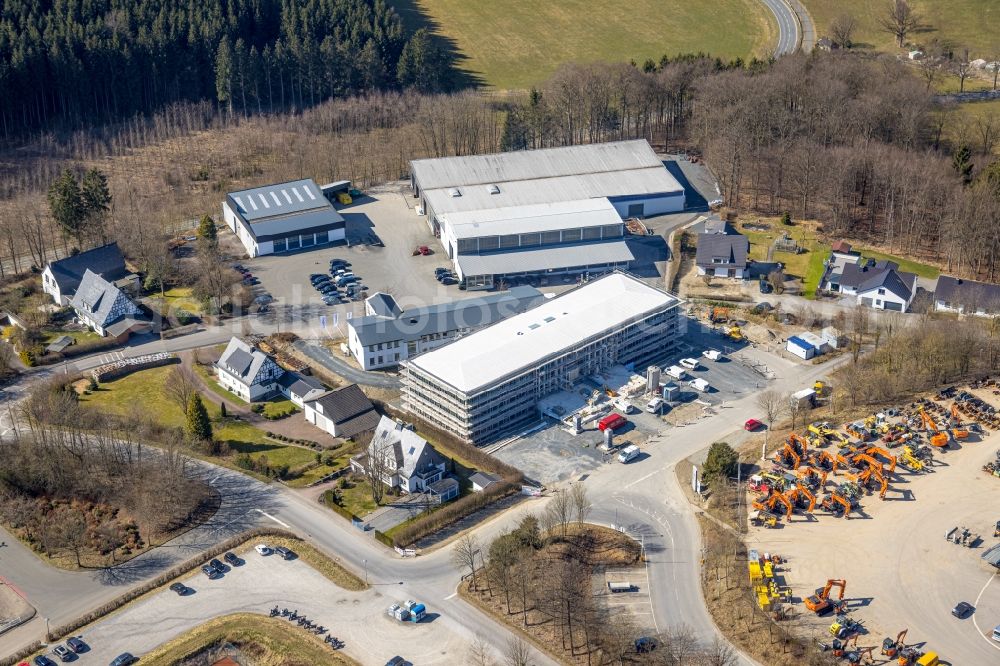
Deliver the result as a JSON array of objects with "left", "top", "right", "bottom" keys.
[
  {"left": 444, "top": 592, "right": 458, "bottom": 600},
  {"left": 254, "top": 508, "right": 291, "bottom": 528},
  {"left": 623, "top": 467, "right": 666, "bottom": 489},
  {"left": 972, "top": 572, "right": 1000, "bottom": 652}
]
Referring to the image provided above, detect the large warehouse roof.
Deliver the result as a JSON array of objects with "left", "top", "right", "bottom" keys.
[
  {"left": 456, "top": 240, "right": 634, "bottom": 277},
  {"left": 443, "top": 198, "right": 621, "bottom": 240},
  {"left": 407, "top": 273, "right": 679, "bottom": 394},
  {"left": 413, "top": 140, "right": 683, "bottom": 217},
  {"left": 412, "top": 140, "right": 665, "bottom": 190},
  {"left": 228, "top": 179, "right": 330, "bottom": 222}
]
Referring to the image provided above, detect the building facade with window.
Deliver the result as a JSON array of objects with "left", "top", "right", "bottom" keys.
[
  {"left": 222, "top": 179, "right": 345, "bottom": 257},
  {"left": 401, "top": 272, "right": 682, "bottom": 444}
]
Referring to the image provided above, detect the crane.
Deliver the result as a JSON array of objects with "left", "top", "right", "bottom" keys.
[{"left": 804, "top": 578, "right": 847, "bottom": 614}]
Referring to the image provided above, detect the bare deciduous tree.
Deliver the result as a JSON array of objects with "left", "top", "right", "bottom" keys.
[
  {"left": 467, "top": 633, "right": 495, "bottom": 666},
  {"left": 952, "top": 48, "right": 973, "bottom": 93},
  {"left": 879, "top": 0, "right": 921, "bottom": 48},
  {"left": 569, "top": 483, "right": 591, "bottom": 524},
  {"left": 704, "top": 636, "right": 738, "bottom": 666},
  {"left": 660, "top": 623, "right": 698, "bottom": 665},
  {"left": 452, "top": 533, "right": 482, "bottom": 590},
  {"left": 164, "top": 364, "right": 197, "bottom": 413},
  {"left": 504, "top": 637, "right": 532, "bottom": 666},
  {"left": 544, "top": 489, "right": 573, "bottom": 537},
  {"left": 756, "top": 389, "right": 783, "bottom": 453},
  {"left": 363, "top": 434, "right": 393, "bottom": 506},
  {"left": 830, "top": 13, "right": 857, "bottom": 48}
]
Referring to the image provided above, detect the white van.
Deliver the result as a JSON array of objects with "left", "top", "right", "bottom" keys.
[
  {"left": 689, "top": 378, "right": 711, "bottom": 392},
  {"left": 680, "top": 357, "right": 699, "bottom": 370},
  {"left": 666, "top": 365, "right": 686, "bottom": 380},
  {"left": 646, "top": 397, "right": 665, "bottom": 414},
  {"left": 614, "top": 398, "right": 637, "bottom": 414},
  {"left": 618, "top": 445, "right": 640, "bottom": 463},
  {"left": 702, "top": 350, "right": 722, "bottom": 361}
]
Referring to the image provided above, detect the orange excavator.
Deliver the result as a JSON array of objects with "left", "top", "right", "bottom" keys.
[
  {"left": 865, "top": 445, "right": 897, "bottom": 473},
  {"left": 788, "top": 483, "right": 816, "bottom": 513},
  {"left": 881, "top": 629, "right": 907, "bottom": 658},
  {"left": 774, "top": 443, "right": 801, "bottom": 469},
  {"left": 804, "top": 578, "right": 847, "bottom": 613},
  {"left": 789, "top": 432, "right": 809, "bottom": 457},
  {"left": 815, "top": 450, "right": 837, "bottom": 473},
  {"left": 919, "top": 406, "right": 938, "bottom": 432},
  {"left": 950, "top": 403, "right": 961, "bottom": 423},
  {"left": 797, "top": 465, "right": 828, "bottom": 491},
  {"left": 821, "top": 493, "right": 853, "bottom": 518},
  {"left": 861, "top": 467, "right": 889, "bottom": 500},
  {"left": 752, "top": 490, "right": 793, "bottom": 521},
  {"left": 851, "top": 452, "right": 885, "bottom": 474}
]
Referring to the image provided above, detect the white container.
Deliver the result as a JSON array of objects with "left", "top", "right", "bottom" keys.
[
  {"left": 689, "top": 378, "right": 710, "bottom": 392},
  {"left": 666, "top": 365, "right": 686, "bottom": 380}
]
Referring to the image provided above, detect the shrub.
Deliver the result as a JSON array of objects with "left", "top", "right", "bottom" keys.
[{"left": 373, "top": 529, "right": 394, "bottom": 548}]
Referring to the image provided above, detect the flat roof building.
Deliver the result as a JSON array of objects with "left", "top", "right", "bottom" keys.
[
  {"left": 222, "top": 179, "right": 345, "bottom": 257},
  {"left": 402, "top": 272, "right": 682, "bottom": 443},
  {"left": 409, "top": 140, "right": 684, "bottom": 289},
  {"left": 347, "top": 286, "right": 544, "bottom": 370}
]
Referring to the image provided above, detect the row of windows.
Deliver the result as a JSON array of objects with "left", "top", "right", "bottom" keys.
[
  {"left": 455, "top": 225, "right": 624, "bottom": 255},
  {"left": 272, "top": 231, "right": 330, "bottom": 253}
]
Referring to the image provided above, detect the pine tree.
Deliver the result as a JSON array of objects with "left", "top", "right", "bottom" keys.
[
  {"left": 702, "top": 442, "right": 738, "bottom": 485},
  {"left": 952, "top": 144, "right": 974, "bottom": 185},
  {"left": 186, "top": 393, "right": 213, "bottom": 442},
  {"left": 220, "top": 402, "right": 227, "bottom": 418},
  {"left": 48, "top": 169, "right": 84, "bottom": 245},
  {"left": 215, "top": 38, "right": 234, "bottom": 115},
  {"left": 397, "top": 29, "right": 450, "bottom": 93},
  {"left": 197, "top": 215, "right": 218, "bottom": 248},
  {"left": 80, "top": 168, "right": 112, "bottom": 238}
]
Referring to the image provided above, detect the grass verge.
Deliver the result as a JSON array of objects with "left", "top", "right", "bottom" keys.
[{"left": 140, "top": 613, "right": 357, "bottom": 666}]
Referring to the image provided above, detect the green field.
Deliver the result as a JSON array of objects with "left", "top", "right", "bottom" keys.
[
  {"left": 803, "top": 0, "right": 1000, "bottom": 55},
  {"left": 859, "top": 248, "right": 940, "bottom": 279},
  {"left": 392, "top": 0, "right": 775, "bottom": 89}
]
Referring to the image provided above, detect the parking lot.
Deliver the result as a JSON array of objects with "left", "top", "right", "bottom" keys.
[
  {"left": 599, "top": 566, "right": 656, "bottom": 634},
  {"left": 38, "top": 548, "right": 474, "bottom": 666}
]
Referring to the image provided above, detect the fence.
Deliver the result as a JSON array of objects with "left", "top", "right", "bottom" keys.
[{"left": 91, "top": 352, "right": 177, "bottom": 382}]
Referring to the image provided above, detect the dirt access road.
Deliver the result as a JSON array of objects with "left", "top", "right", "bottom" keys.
[{"left": 746, "top": 398, "right": 1000, "bottom": 664}]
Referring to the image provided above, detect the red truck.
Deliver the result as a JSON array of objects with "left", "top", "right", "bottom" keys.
[{"left": 598, "top": 413, "right": 627, "bottom": 432}]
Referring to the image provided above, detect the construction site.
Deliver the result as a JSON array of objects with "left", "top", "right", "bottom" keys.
[{"left": 742, "top": 378, "right": 1000, "bottom": 665}]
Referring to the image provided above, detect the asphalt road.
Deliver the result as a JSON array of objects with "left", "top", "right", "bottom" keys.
[{"left": 760, "top": 0, "right": 804, "bottom": 57}]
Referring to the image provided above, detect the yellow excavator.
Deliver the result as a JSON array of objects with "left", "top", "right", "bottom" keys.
[{"left": 900, "top": 445, "right": 925, "bottom": 472}]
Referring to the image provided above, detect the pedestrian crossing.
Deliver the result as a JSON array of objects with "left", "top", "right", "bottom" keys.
[{"left": 98, "top": 350, "right": 128, "bottom": 364}]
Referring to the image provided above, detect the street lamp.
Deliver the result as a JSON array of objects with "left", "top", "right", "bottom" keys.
[{"left": 363, "top": 559, "right": 368, "bottom": 585}]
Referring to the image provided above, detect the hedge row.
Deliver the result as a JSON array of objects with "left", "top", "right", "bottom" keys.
[
  {"left": 322, "top": 491, "right": 360, "bottom": 523},
  {"left": 390, "top": 481, "right": 518, "bottom": 548},
  {"left": 34, "top": 336, "right": 122, "bottom": 366},
  {"left": 46, "top": 527, "right": 298, "bottom": 642},
  {"left": 373, "top": 529, "right": 394, "bottom": 548},
  {"left": 0, "top": 641, "right": 42, "bottom": 666}
]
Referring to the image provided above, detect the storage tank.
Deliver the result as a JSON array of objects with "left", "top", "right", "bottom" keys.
[
  {"left": 646, "top": 366, "right": 661, "bottom": 392},
  {"left": 604, "top": 427, "right": 613, "bottom": 449}
]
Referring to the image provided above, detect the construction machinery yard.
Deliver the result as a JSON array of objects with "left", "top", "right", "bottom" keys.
[{"left": 743, "top": 378, "right": 1000, "bottom": 665}]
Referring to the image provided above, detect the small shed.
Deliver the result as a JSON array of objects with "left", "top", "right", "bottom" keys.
[
  {"left": 821, "top": 326, "right": 841, "bottom": 349},
  {"left": 470, "top": 472, "right": 500, "bottom": 492},
  {"left": 46, "top": 335, "right": 74, "bottom": 353},
  {"left": 786, "top": 336, "right": 816, "bottom": 360},
  {"left": 790, "top": 388, "right": 816, "bottom": 410}
]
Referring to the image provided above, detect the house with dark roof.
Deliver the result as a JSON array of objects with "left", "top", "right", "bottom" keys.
[
  {"left": 934, "top": 276, "right": 1000, "bottom": 317},
  {"left": 70, "top": 270, "right": 150, "bottom": 339},
  {"left": 818, "top": 242, "right": 862, "bottom": 293},
  {"left": 695, "top": 232, "right": 749, "bottom": 279},
  {"left": 42, "top": 242, "right": 136, "bottom": 305},
  {"left": 276, "top": 371, "right": 326, "bottom": 407},
  {"left": 350, "top": 416, "right": 457, "bottom": 501},
  {"left": 347, "top": 287, "right": 544, "bottom": 370},
  {"left": 835, "top": 260, "right": 916, "bottom": 311},
  {"left": 215, "top": 337, "right": 285, "bottom": 402},
  {"left": 303, "top": 383, "right": 380, "bottom": 438}
]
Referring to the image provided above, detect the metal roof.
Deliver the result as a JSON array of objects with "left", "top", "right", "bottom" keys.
[
  {"left": 405, "top": 273, "right": 680, "bottom": 394},
  {"left": 47, "top": 242, "right": 128, "bottom": 295},
  {"left": 423, "top": 167, "right": 681, "bottom": 217},
  {"left": 695, "top": 233, "right": 749, "bottom": 268},
  {"left": 350, "top": 286, "right": 544, "bottom": 347},
  {"left": 227, "top": 179, "right": 331, "bottom": 222},
  {"left": 411, "top": 140, "right": 665, "bottom": 190},
  {"left": 442, "top": 198, "right": 621, "bottom": 240},
  {"left": 787, "top": 336, "right": 814, "bottom": 350},
  {"left": 245, "top": 208, "right": 344, "bottom": 238},
  {"left": 935, "top": 275, "right": 1000, "bottom": 312},
  {"left": 456, "top": 240, "right": 634, "bottom": 277}
]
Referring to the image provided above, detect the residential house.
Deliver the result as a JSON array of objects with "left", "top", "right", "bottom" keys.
[
  {"left": 695, "top": 232, "right": 749, "bottom": 279},
  {"left": 215, "top": 337, "right": 285, "bottom": 402},
  {"left": 934, "top": 276, "right": 1000, "bottom": 317},
  {"left": 469, "top": 472, "right": 500, "bottom": 492},
  {"left": 818, "top": 242, "right": 861, "bottom": 292},
  {"left": 277, "top": 372, "right": 326, "bottom": 407},
  {"left": 350, "top": 416, "right": 458, "bottom": 503},
  {"left": 69, "top": 270, "right": 150, "bottom": 339},
  {"left": 303, "top": 384, "right": 380, "bottom": 438},
  {"left": 42, "top": 242, "right": 136, "bottom": 305}
]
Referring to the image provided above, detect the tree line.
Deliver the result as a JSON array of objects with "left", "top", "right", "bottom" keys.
[{"left": 0, "top": 0, "right": 455, "bottom": 139}]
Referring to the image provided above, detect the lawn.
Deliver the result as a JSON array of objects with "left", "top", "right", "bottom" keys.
[
  {"left": 802, "top": 0, "right": 1000, "bottom": 55},
  {"left": 83, "top": 366, "right": 320, "bottom": 479},
  {"left": 334, "top": 475, "right": 379, "bottom": 517},
  {"left": 141, "top": 614, "right": 357, "bottom": 666},
  {"left": 858, "top": 248, "right": 940, "bottom": 279},
  {"left": 262, "top": 398, "right": 298, "bottom": 418},
  {"left": 392, "top": 0, "right": 775, "bottom": 90},
  {"left": 737, "top": 219, "right": 831, "bottom": 299},
  {"left": 41, "top": 329, "right": 102, "bottom": 345},
  {"left": 154, "top": 286, "right": 204, "bottom": 316}
]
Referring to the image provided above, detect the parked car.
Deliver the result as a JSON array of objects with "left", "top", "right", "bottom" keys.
[
  {"left": 635, "top": 636, "right": 657, "bottom": 653},
  {"left": 440, "top": 277, "right": 457, "bottom": 286},
  {"left": 952, "top": 601, "right": 974, "bottom": 618},
  {"left": 202, "top": 564, "right": 220, "bottom": 579},
  {"left": 646, "top": 397, "right": 665, "bottom": 414},
  {"left": 33, "top": 656, "right": 57, "bottom": 666},
  {"left": 330, "top": 258, "right": 349, "bottom": 267},
  {"left": 274, "top": 546, "right": 295, "bottom": 560},
  {"left": 434, "top": 267, "right": 449, "bottom": 276},
  {"left": 702, "top": 350, "right": 722, "bottom": 361},
  {"left": 617, "top": 445, "right": 640, "bottom": 464},
  {"left": 108, "top": 653, "right": 136, "bottom": 666},
  {"left": 169, "top": 582, "right": 188, "bottom": 595},
  {"left": 679, "top": 357, "right": 699, "bottom": 370},
  {"left": 385, "top": 658, "right": 406, "bottom": 666},
  {"left": 209, "top": 558, "right": 227, "bottom": 573},
  {"left": 417, "top": 245, "right": 431, "bottom": 255},
  {"left": 744, "top": 419, "right": 763, "bottom": 431},
  {"left": 66, "top": 638, "right": 87, "bottom": 654},
  {"left": 52, "top": 646, "right": 72, "bottom": 663},
  {"left": 232, "top": 264, "right": 245, "bottom": 272},
  {"left": 336, "top": 275, "right": 358, "bottom": 286},
  {"left": 598, "top": 413, "right": 627, "bottom": 432},
  {"left": 254, "top": 544, "right": 272, "bottom": 556},
  {"left": 224, "top": 552, "right": 241, "bottom": 566}
]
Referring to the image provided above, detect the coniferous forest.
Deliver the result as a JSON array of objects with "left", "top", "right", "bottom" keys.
[{"left": 0, "top": 0, "right": 453, "bottom": 139}]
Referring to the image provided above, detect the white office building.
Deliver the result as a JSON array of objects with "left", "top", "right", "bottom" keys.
[{"left": 402, "top": 272, "right": 682, "bottom": 443}]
